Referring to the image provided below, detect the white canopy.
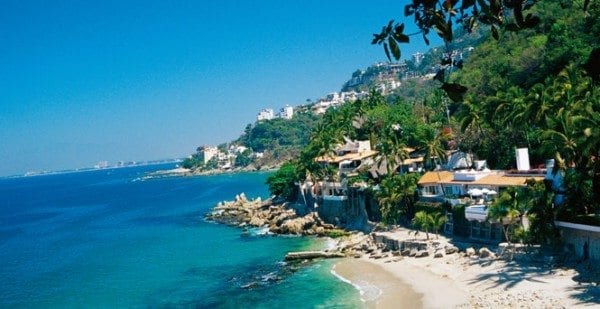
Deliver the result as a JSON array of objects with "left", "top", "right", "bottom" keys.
[{"left": 468, "top": 188, "right": 483, "bottom": 196}]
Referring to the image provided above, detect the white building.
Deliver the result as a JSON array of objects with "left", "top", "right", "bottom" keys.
[
  {"left": 199, "top": 146, "right": 219, "bottom": 164},
  {"left": 412, "top": 52, "right": 424, "bottom": 65},
  {"left": 257, "top": 108, "right": 274, "bottom": 121},
  {"left": 279, "top": 105, "right": 294, "bottom": 119}
]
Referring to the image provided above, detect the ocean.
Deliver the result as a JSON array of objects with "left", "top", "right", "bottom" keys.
[{"left": 0, "top": 164, "right": 361, "bottom": 308}]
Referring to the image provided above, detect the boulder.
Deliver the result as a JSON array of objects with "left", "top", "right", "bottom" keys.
[
  {"left": 466, "top": 247, "right": 476, "bottom": 257},
  {"left": 415, "top": 250, "right": 429, "bottom": 258},
  {"left": 401, "top": 249, "right": 411, "bottom": 256},
  {"left": 445, "top": 245, "right": 459, "bottom": 255},
  {"left": 479, "top": 247, "right": 495, "bottom": 259},
  {"left": 313, "top": 226, "right": 325, "bottom": 235},
  {"left": 434, "top": 252, "right": 444, "bottom": 258}
]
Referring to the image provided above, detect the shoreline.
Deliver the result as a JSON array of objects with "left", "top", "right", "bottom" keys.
[
  {"left": 204, "top": 193, "right": 600, "bottom": 308},
  {"left": 145, "top": 166, "right": 278, "bottom": 179},
  {"left": 330, "top": 228, "right": 600, "bottom": 308},
  {"left": 331, "top": 258, "right": 423, "bottom": 308}
]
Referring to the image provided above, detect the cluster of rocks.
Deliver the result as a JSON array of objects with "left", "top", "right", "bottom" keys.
[
  {"left": 334, "top": 232, "right": 461, "bottom": 261},
  {"left": 205, "top": 193, "right": 340, "bottom": 236},
  {"left": 465, "top": 246, "right": 496, "bottom": 259},
  {"left": 467, "top": 290, "right": 565, "bottom": 308}
]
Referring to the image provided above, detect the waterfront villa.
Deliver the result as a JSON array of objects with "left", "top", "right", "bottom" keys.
[
  {"left": 417, "top": 169, "right": 544, "bottom": 202},
  {"left": 315, "top": 140, "right": 378, "bottom": 177}
]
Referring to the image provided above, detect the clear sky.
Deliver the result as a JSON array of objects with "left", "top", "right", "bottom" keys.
[{"left": 0, "top": 0, "right": 438, "bottom": 176}]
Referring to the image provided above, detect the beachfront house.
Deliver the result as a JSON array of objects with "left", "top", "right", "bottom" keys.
[
  {"left": 368, "top": 147, "right": 425, "bottom": 179},
  {"left": 315, "top": 139, "right": 378, "bottom": 178},
  {"left": 417, "top": 148, "right": 548, "bottom": 242}
]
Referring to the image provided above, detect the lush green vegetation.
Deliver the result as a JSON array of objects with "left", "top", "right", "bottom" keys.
[
  {"left": 266, "top": 90, "right": 449, "bottom": 224},
  {"left": 265, "top": 161, "right": 303, "bottom": 200},
  {"left": 237, "top": 111, "right": 319, "bottom": 153},
  {"left": 412, "top": 210, "right": 447, "bottom": 240},
  {"left": 450, "top": 1, "right": 600, "bottom": 222},
  {"left": 266, "top": 0, "right": 599, "bottom": 241}
]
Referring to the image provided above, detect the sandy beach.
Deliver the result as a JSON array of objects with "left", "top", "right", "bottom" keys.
[{"left": 333, "top": 228, "right": 600, "bottom": 308}]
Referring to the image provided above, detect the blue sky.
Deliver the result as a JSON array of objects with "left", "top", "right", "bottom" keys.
[{"left": 0, "top": 0, "right": 438, "bottom": 176}]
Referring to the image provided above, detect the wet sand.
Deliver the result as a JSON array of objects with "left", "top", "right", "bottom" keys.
[{"left": 332, "top": 259, "right": 423, "bottom": 308}]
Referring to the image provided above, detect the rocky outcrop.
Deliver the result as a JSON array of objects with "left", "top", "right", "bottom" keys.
[
  {"left": 284, "top": 251, "right": 345, "bottom": 261},
  {"left": 205, "top": 193, "right": 341, "bottom": 237}
]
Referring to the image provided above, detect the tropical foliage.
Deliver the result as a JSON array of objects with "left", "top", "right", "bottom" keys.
[
  {"left": 266, "top": 161, "right": 303, "bottom": 200},
  {"left": 264, "top": 0, "right": 599, "bottom": 238}
]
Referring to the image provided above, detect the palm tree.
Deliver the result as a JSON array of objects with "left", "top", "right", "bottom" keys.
[
  {"left": 456, "top": 100, "right": 484, "bottom": 134},
  {"left": 417, "top": 129, "right": 447, "bottom": 170},
  {"left": 488, "top": 186, "right": 531, "bottom": 246},
  {"left": 376, "top": 177, "right": 403, "bottom": 226},
  {"left": 430, "top": 212, "right": 447, "bottom": 239},
  {"left": 412, "top": 211, "right": 431, "bottom": 240},
  {"left": 375, "top": 124, "right": 409, "bottom": 175},
  {"left": 541, "top": 108, "right": 581, "bottom": 171}
]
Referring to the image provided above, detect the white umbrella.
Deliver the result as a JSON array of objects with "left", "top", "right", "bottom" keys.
[
  {"left": 481, "top": 188, "right": 491, "bottom": 194},
  {"left": 468, "top": 188, "right": 483, "bottom": 196},
  {"left": 487, "top": 190, "right": 498, "bottom": 195}
]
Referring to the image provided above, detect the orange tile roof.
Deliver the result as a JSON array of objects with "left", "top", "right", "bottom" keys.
[
  {"left": 418, "top": 171, "right": 544, "bottom": 187},
  {"left": 473, "top": 174, "right": 544, "bottom": 186},
  {"left": 315, "top": 150, "right": 378, "bottom": 164},
  {"left": 418, "top": 171, "right": 454, "bottom": 184}
]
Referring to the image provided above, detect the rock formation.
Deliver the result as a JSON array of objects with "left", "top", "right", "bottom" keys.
[{"left": 205, "top": 193, "right": 342, "bottom": 237}]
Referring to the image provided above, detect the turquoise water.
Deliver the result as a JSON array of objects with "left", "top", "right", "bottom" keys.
[{"left": 0, "top": 165, "right": 361, "bottom": 307}]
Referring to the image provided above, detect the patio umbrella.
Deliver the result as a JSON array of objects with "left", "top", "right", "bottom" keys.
[
  {"left": 487, "top": 189, "right": 498, "bottom": 195},
  {"left": 468, "top": 188, "right": 483, "bottom": 196},
  {"left": 481, "top": 188, "right": 490, "bottom": 194}
]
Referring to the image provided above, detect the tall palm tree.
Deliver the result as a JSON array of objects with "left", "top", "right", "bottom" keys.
[
  {"left": 488, "top": 186, "right": 531, "bottom": 246},
  {"left": 412, "top": 211, "right": 431, "bottom": 240},
  {"left": 457, "top": 100, "right": 484, "bottom": 134},
  {"left": 430, "top": 212, "right": 447, "bottom": 239},
  {"left": 417, "top": 129, "right": 447, "bottom": 170},
  {"left": 375, "top": 124, "right": 410, "bottom": 175}
]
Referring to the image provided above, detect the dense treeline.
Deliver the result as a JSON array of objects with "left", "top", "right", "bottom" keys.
[{"left": 236, "top": 111, "right": 319, "bottom": 153}]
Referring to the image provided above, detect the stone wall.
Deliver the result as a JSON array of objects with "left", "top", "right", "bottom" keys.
[
  {"left": 559, "top": 224, "right": 600, "bottom": 261},
  {"left": 316, "top": 187, "right": 371, "bottom": 232},
  {"left": 292, "top": 184, "right": 382, "bottom": 232}
]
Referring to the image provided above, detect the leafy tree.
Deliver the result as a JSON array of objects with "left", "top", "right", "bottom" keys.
[
  {"left": 266, "top": 161, "right": 302, "bottom": 200},
  {"left": 375, "top": 173, "right": 420, "bottom": 225},
  {"left": 181, "top": 153, "right": 203, "bottom": 169},
  {"left": 234, "top": 149, "right": 253, "bottom": 167},
  {"left": 205, "top": 157, "right": 219, "bottom": 170}
]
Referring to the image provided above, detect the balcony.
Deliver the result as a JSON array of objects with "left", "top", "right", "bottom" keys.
[{"left": 465, "top": 205, "right": 488, "bottom": 222}]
